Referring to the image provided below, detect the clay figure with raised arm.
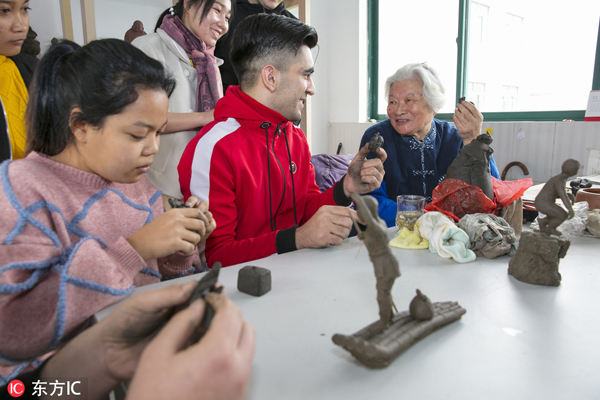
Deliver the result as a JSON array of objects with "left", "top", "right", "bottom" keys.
[
  {"left": 358, "top": 63, "right": 501, "bottom": 227},
  {"left": 534, "top": 159, "right": 580, "bottom": 236},
  {"left": 178, "top": 14, "right": 386, "bottom": 267},
  {"left": 351, "top": 194, "right": 400, "bottom": 330}
]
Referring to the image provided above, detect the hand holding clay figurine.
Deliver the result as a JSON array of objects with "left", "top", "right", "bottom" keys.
[
  {"left": 453, "top": 99, "right": 483, "bottom": 145},
  {"left": 534, "top": 159, "right": 580, "bottom": 236},
  {"left": 40, "top": 283, "right": 255, "bottom": 400},
  {"left": 343, "top": 142, "right": 387, "bottom": 198},
  {"left": 127, "top": 196, "right": 216, "bottom": 260}
]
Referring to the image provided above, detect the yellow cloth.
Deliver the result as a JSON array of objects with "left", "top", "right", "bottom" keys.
[
  {"left": 389, "top": 220, "right": 429, "bottom": 249},
  {"left": 0, "top": 55, "right": 29, "bottom": 159}
]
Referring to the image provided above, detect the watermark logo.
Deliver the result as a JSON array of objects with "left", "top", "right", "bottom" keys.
[
  {"left": 7, "top": 380, "right": 24, "bottom": 397},
  {"left": 32, "top": 380, "right": 82, "bottom": 397},
  {"left": 5, "top": 379, "right": 86, "bottom": 397}
]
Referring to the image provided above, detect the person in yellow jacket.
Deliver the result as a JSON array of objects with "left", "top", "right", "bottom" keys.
[{"left": 0, "top": 0, "right": 37, "bottom": 162}]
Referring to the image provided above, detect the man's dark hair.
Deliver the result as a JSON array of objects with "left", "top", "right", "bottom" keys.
[{"left": 230, "top": 14, "right": 318, "bottom": 89}]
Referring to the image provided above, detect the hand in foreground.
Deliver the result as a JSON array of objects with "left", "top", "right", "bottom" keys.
[
  {"left": 453, "top": 100, "right": 483, "bottom": 145},
  {"left": 295, "top": 205, "right": 357, "bottom": 250},
  {"left": 40, "top": 282, "right": 198, "bottom": 399},
  {"left": 126, "top": 200, "right": 210, "bottom": 260},
  {"left": 344, "top": 142, "right": 387, "bottom": 197},
  {"left": 127, "top": 291, "right": 255, "bottom": 400}
]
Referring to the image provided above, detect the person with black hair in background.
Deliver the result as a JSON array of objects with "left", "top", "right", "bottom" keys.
[
  {"left": 133, "top": 0, "right": 233, "bottom": 209},
  {"left": 179, "top": 14, "right": 387, "bottom": 267},
  {"left": 0, "top": 0, "right": 37, "bottom": 163},
  {"left": 215, "top": 0, "right": 296, "bottom": 92},
  {"left": 0, "top": 38, "right": 214, "bottom": 384}
]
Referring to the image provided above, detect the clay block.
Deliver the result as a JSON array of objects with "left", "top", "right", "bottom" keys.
[{"left": 238, "top": 266, "right": 271, "bottom": 296}]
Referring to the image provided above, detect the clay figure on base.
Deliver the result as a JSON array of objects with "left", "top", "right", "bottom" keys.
[
  {"left": 444, "top": 133, "right": 495, "bottom": 200},
  {"left": 334, "top": 196, "right": 467, "bottom": 368},
  {"left": 332, "top": 298, "right": 466, "bottom": 369},
  {"left": 534, "top": 159, "right": 580, "bottom": 236},
  {"left": 350, "top": 194, "right": 400, "bottom": 330},
  {"left": 508, "top": 158, "right": 580, "bottom": 286}
]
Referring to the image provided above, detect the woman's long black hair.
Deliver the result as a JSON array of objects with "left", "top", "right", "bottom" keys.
[{"left": 26, "top": 39, "right": 176, "bottom": 156}]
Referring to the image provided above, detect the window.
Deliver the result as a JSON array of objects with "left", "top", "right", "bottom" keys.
[
  {"left": 369, "top": 0, "right": 600, "bottom": 121},
  {"left": 502, "top": 85, "right": 519, "bottom": 111}
]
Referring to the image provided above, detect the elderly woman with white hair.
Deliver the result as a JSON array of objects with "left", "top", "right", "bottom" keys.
[{"left": 359, "top": 63, "right": 500, "bottom": 227}]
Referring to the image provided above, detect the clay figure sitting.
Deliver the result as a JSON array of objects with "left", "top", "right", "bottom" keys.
[
  {"left": 124, "top": 20, "right": 147, "bottom": 43},
  {"left": 445, "top": 133, "right": 495, "bottom": 200},
  {"left": 534, "top": 159, "right": 580, "bottom": 236}
]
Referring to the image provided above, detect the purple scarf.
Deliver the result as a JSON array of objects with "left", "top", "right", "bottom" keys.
[{"left": 160, "top": 15, "right": 223, "bottom": 112}]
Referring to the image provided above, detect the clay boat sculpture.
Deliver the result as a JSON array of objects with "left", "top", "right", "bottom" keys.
[{"left": 332, "top": 301, "right": 466, "bottom": 368}]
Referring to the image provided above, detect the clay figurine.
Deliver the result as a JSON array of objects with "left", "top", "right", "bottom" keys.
[
  {"left": 124, "top": 20, "right": 147, "bottom": 43},
  {"left": 445, "top": 133, "right": 495, "bottom": 200},
  {"left": 332, "top": 195, "right": 467, "bottom": 368},
  {"left": 350, "top": 194, "right": 400, "bottom": 330},
  {"left": 332, "top": 299, "right": 466, "bottom": 368},
  {"left": 368, "top": 132, "right": 384, "bottom": 153},
  {"left": 508, "top": 159, "right": 580, "bottom": 286},
  {"left": 179, "top": 262, "right": 223, "bottom": 342},
  {"left": 168, "top": 197, "right": 187, "bottom": 209},
  {"left": 534, "top": 159, "right": 580, "bottom": 236}
]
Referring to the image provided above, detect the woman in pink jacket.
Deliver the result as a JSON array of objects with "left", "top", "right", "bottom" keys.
[{"left": 0, "top": 38, "right": 215, "bottom": 384}]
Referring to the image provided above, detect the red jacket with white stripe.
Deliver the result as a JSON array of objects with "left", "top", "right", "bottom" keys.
[{"left": 178, "top": 87, "right": 350, "bottom": 267}]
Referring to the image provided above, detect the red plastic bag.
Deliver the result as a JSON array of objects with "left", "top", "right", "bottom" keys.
[{"left": 425, "top": 177, "right": 532, "bottom": 221}]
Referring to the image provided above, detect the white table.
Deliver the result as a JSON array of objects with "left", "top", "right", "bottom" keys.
[{"left": 97, "top": 229, "right": 600, "bottom": 400}]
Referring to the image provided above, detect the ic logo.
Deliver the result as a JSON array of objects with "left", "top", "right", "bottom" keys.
[
  {"left": 7, "top": 380, "right": 24, "bottom": 397},
  {"left": 290, "top": 161, "right": 297, "bottom": 174}
]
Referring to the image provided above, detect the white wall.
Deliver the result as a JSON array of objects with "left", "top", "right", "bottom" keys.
[
  {"left": 95, "top": 0, "right": 171, "bottom": 41},
  {"left": 309, "top": 0, "right": 369, "bottom": 155},
  {"left": 28, "top": 2, "right": 66, "bottom": 54}
]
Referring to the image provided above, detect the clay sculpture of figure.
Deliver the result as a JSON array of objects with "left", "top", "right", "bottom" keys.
[
  {"left": 368, "top": 132, "right": 384, "bottom": 153},
  {"left": 350, "top": 194, "right": 400, "bottom": 330},
  {"left": 180, "top": 262, "right": 223, "bottom": 342},
  {"left": 534, "top": 159, "right": 580, "bottom": 236},
  {"left": 124, "top": 20, "right": 147, "bottom": 43},
  {"left": 508, "top": 159, "right": 580, "bottom": 286},
  {"left": 445, "top": 133, "right": 495, "bottom": 200},
  {"left": 332, "top": 195, "right": 466, "bottom": 368}
]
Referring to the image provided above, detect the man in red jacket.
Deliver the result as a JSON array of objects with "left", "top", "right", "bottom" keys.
[{"left": 179, "top": 14, "right": 386, "bottom": 267}]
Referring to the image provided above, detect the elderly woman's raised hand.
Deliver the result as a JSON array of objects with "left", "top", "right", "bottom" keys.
[
  {"left": 453, "top": 100, "right": 483, "bottom": 145},
  {"left": 343, "top": 142, "right": 387, "bottom": 197}
]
